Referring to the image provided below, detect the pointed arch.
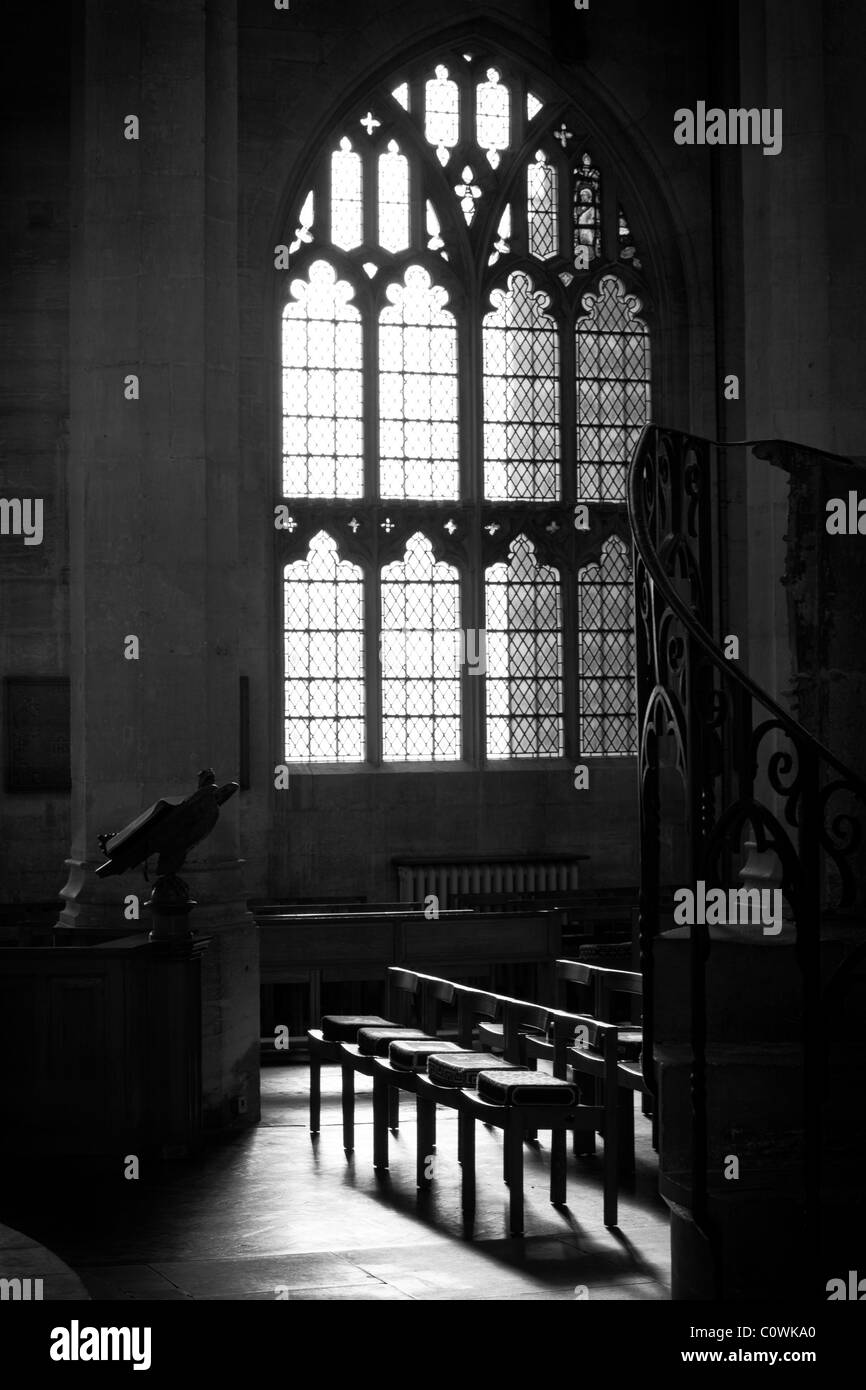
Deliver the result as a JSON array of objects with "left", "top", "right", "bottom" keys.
[{"left": 270, "top": 26, "right": 686, "bottom": 766}]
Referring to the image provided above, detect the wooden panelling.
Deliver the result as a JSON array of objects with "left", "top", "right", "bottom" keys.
[
  {"left": 0, "top": 937, "right": 206, "bottom": 1158},
  {"left": 257, "top": 908, "right": 562, "bottom": 1032}
]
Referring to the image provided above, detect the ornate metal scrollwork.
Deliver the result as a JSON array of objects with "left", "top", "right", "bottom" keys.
[{"left": 628, "top": 421, "right": 866, "bottom": 1297}]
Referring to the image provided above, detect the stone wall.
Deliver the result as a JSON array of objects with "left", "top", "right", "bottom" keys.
[{"left": 0, "top": 0, "right": 738, "bottom": 902}]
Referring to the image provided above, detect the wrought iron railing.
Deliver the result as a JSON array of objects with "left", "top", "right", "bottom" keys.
[{"left": 627, "top": 423, "right": 866, "bottom": 1296}]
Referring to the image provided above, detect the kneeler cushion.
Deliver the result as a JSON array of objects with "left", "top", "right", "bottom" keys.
[
  {"left": 388, "top": 1039, "right": 461, "bottom": 1072},
  {"left": 426, "top": 1051, "right": 522, "bottom": 1088},
  {"left": 321, "top": 1015, "right": 393, "bottom": 1043},
  {"left": 357, "top": 1025, "right": 431, "bottom": 1057},
  {"left": 477, "top": 1069, "right": 577, "bottom": 1106}
]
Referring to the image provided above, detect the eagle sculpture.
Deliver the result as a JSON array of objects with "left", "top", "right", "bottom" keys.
[{"left": 96, "top": 769, "right": 239, "bottom": 880}]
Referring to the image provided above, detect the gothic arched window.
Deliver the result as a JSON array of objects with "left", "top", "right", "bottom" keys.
[{"left": 277, "top": 49, "right": 650, "bottom": 765}]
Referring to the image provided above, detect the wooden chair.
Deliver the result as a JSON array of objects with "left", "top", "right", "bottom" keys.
[
  {"left": 556, "top": 959, "right": 641, "bottom": 1022},
  {"left": 413, "top": 993, "right": 546, "bottom": 1189},
  {"left": 307, "top": 1010, "right": 395, "bottom": 1136},
  {"left": 556, "top": 959, "right": 653, "bottom": 1166},
  {"left": 459, "top": 1009, "right": 620, "bottom": 1234},
  {"left": 338, "top": 969, "right": 461, "bottom": 1154},
  {"left": 475, "top": 995, "right": 547, "bottom": 1054},
  {"left": 372, "top": 973, "right": 458, "bottom": 1169}
]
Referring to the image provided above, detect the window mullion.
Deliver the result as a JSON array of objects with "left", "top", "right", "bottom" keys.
[
  {"left": 365, "top": 288, "right": 382, "bottom": 765},
  {"left": 365, "top": 293, "right": 380, "bottom": 502},
  {"left": 467, "top": 274, "right": 485, "bottom": 766},
  {"left": 366, "top": 554, "right": 383, "bottom": 766},
  {"left": 561, "top": 304, "right": 577, "bottom": 508}
]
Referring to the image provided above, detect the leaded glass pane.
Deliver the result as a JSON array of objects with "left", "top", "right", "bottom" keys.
[
  {"left": 379, "top": 265, "right": 458, "bottom": 499},
  {"left": 426, "top": 200, "right": 445, "bottom": 254},
  {"left": 290, "top": 190, "right": 314, "bottom": 255},
  {"left": 488, "top": 205, "right": 511, "bottom": 266},
  {"left": 577, "top": 536, "right": 636, "bottom": 754},
  {"left": 455, "top": 165, "right": 481, "bottom": 225},
  {"left": 425, "top": 64, "right": 459, "bottom": 166},
  {"left": 284, "top": 532, "right": 365, "bottom": 762},
  {"left": 527, "top": 151, "right": 558, "bottom": 260},
  {"left": 576, "top": 275, "right": 650, "bottom": 502},
  {"left": 476, "top": 67, "right": 510, "bottom": 168},
  {"left": 380, "top": 533, "right": 461, "bottom": 760},
  {"left": 280, "top": 61, "right": 650, "bottom": 767},
  {"left": 330, "top": 138, "right": 362, "bottom": 250},
  {"left": 483, "top": 270, "right": 559, "bottom": 501},
  {"left": 282, "top": 260, "right": 363, "bottom": 498},
  {"left": 485, "top": 535, "right": 564, "bottom": 758},
  {"left": 574, "top": 152, "right": 601, "bottom": 264},
  {"left": 378, "top": 140, "right": 409, "bottom": 252},
  {"left": 618, "top": 205, "right": 642, "bottom": 269}
]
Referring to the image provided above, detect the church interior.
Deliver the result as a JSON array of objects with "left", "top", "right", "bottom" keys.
[{"left": 1, "top": 0, "right": 865, "bottom": 1311}]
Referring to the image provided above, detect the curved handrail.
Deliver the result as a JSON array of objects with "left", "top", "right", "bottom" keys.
[
  {"left": 627, "top": 423, "right": 866, "bottom": 800},
  {"left": 627, "top": 421, "right": 866, "bottom": 1299}
]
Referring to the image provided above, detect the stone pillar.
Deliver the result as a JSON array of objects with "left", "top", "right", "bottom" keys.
[
  {"left": 61, "top": 0, "right": 259, "bottom": 1128},
  {"left": 738, "top": 0, "right": 866, "bottom": 754}
]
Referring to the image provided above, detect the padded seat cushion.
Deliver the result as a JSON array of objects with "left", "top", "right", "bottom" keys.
[
  {"left": 321, "top": 1014, "right": 393, "bottom": 1043},
  {"left": 477, "top": 1069, "right": 577, "bottom": 1106},
  {"left": 357, "top": 1025, "right": 430, "bottom": 1057},
  {"left": 426, "top": 1051, "right": 522, "bottom": 1088},
  {"left": 388, "top": 1039, "right": 461, "bottom": 1071}
]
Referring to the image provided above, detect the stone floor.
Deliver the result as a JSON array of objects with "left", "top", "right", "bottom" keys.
[
  {"left": 4, "top": 1057, "right": 671, "bottom": 1301},
  {"left": 0, "top": 1222, "right": 89, "bottom": 1300}
]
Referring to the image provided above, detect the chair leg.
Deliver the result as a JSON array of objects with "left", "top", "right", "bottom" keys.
[
  {"left": 550, "top": 1128, "right": 567, "bottom": 1206},
  {"left": 417, "top": 1094, "right": 436, "bottom": 1189},
  {"left": 373, "top": 1072, "right": 389, "bottom": 1169},
  {"left": 617, "top": 1090, "right": 635, "bottom": 1176},
  {"left": 604, "top": 1103, "right": 618, "bottom": 1229},
  {"left": 309, "top": 1053, "right": 321, "bottom": 1134},
  {"left": 341, "top": 1063, "right": 355, "bottom": 1154},
  {"left": 572, "top": 1076, "right": 596, "bottom": 1153},
  {"left": 388, "top": 1084, "right": 400, "bottom": 1131},
  {"left": 506, "top": 1117, "right": 524, "bottom": 1236},
  {"left": 603, "top": 1153, "right": 618, "bottom": 1227},
  {"left": 460, "top": 1110, "right": 476, "bottom": 1217}
]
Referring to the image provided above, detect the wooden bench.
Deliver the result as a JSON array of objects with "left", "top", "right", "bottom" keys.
[{"left": 257, "top": 906, "right": 562, "bottom": 1039}]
